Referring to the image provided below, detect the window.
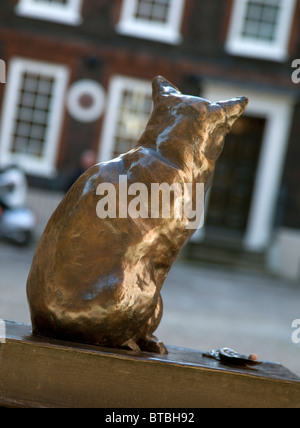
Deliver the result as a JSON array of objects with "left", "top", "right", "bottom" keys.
[
  {"left": 117, "top": 0, "right": 185, "bottom": 44},
  {"left": 15, "top": 0, "right": 83, "bottom": 25},
  {"left": 0, "top": 58, "right": 69, "bottom": 177},
  {"left": 99, "top": 76, "right": 153, "bottom": 162},
  {"left": 226, "top": 0, "right": 296, "bottom": 61}
]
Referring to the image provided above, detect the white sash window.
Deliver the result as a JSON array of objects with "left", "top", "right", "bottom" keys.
[
  {"left": 99, "top": 76, "right": 153, "bottom": 162},
  {"left": 0, "top": 58, "right": 69, "bottom": 177},
  {"left": 117, "top": 0, "right": 185, "bottom": 44},
  {"left": 16, "top": 0, "right": 83, "bottom": 25},
  {"left": 226, "top": 0, "right": 296, "bottom": 61}
]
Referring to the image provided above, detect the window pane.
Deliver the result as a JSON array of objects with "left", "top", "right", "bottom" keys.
[
  {"left": 11, "top": 72, "right": 54, "bottom": 158},
  {"left": 112, "top": 87, "right": 153, "bottom": 158},
  {"left": 134, "top": 0, "right": 171, "bottom": 24},
  {"left": 241, "top": 0, "right": 281, "bottom": 42}
]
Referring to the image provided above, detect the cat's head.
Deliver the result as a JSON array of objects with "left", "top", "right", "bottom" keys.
[{"left": 151, "top": 76, "right": 248, "bottom": 162}]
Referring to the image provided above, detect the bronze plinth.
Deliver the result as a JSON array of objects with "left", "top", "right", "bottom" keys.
[{"left": 27, "top": 76, "right": 248, "bottom": 354}]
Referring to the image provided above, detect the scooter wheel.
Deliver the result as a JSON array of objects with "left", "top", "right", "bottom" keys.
[{"left": 13, "top": 230, "right": 33, "bottom": 246}]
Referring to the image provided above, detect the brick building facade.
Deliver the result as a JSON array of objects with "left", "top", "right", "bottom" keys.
[{"left": 0, "top": 0, "right": 300, "bottom": 277}]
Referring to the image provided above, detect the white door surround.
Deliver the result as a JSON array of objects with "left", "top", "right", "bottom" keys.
[{"left": 201, "top": 82, "right": 295, "bottom": 252}]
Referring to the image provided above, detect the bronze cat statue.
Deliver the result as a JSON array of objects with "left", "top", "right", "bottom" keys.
[{"left": 27, "top": 76, "right": 248, "bottom": 354}]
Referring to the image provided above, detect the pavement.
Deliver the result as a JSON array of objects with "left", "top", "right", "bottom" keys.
[{"left": 0, "top": 238, "right": 299, "bottom": 378}]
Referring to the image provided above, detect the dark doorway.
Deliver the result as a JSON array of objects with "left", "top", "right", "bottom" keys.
[{"left": 205, "top": 115, "right": 266, "bottom": 242}]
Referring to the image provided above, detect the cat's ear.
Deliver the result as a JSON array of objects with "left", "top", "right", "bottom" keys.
[{"left": 152, "top": 76, "right": 181, "bottom": 105}]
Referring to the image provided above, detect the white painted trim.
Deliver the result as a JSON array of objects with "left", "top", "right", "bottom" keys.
[
  {"left": 67, "top": 80, "right": 106, "bottom": 123},
  {"left": 15, "top": 0, "right": 83, "bottom": 25},
  {"left": 116, "top": 0, "right": 184, "bottom": 44},
  {"left": 99, "top": 75, "right": 152, "bottom": 163},
  {"left": 0, "top": 57, "right": 69, "bottom": 177},
  {"left": 201, "top": 82, "right": 295, "bottom": 251},
  {"left": 226, "top": 0, "right": 296, "bottom": 62}
]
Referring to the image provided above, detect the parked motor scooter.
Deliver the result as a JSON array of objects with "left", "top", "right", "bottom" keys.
[{"left": 0, "top": 166, "right": 36, "bottom": 246}]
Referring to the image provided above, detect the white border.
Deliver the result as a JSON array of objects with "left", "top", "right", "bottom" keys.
[
  {"left": 15, "top": 0, "right": 83, "bottom": 25},
  {"left": 201, "top": 82, "right": 295, "bottom": 251},
  {"left": 226, "top": 0, "right": 297, "bottom": 62},
  {"left": 116, "top": 0, "right": 185, "bottom": 44},
  {"left": 67, "top": 80, "right": 106, "bottom": 123},
  {"left": 0, "top": 57, "right": 69, "bottom": 177},
  {"left": 99, "top": 75, "right": 152, "bottom": 162}
]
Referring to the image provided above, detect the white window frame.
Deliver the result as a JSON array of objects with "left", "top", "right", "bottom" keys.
[
  {"left": 0, "top": 57, "right": 69, "bottom": 177},
  {"left": 15, "top": 0, "right": 83, "bottom": 26},
  {"left": 198, "top": 82, "right": 295, "bottom": 252},
  {"left": 99, "top": 75, "right": 152, "bottom": 162},
  {"left": 117, "top": 0, "right": 185, "bottom": 44},
  {"left": 226, "top": 0, "right": 297, "bottom": 61}
]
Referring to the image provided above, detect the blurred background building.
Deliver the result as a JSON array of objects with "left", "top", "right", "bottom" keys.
[{"left": 0, "top": 0, "right": 300, "bottom": 279}]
